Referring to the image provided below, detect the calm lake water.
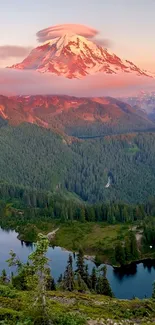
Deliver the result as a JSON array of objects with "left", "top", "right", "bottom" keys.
[{"left": 0, "top": 227, "right": 155, "bottom": 299}]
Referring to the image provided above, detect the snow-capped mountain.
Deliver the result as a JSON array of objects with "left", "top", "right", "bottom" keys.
[
  {"left": 120, "top": 92, "right": 155, "bottom": 120},
  {"left": 10, "top": 33, "right": 152, "bottom": 79}
]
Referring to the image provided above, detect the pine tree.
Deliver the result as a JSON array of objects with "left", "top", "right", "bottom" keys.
[
  {"left": 7, "top": 234, "right": 52, "bottom": 324},
  {"left": 46, "top": 268, "right": 56, "bottom": 291},
  {"left": 50, "top": 278, "right": 56, "bottom": 291},
  {"left": 57, "top": 274, "right": 63, "bottom": 283},
  {"left": 97, "top": 266, "right": 113, "bottom": 297},
  {"left": 115, "top": 205, "right": 121, "bottom": 221},
  {"left": 83, "top": 264, "right": 91, "bottom": 289},
  {"left": 26, "top": 234, "right": 51, "bottom": 322},
  {"left": 115, "top": 242, "right": 125, "bottom": 266},
  {"left": 107, "top": 206, "right": 114, "bottom": 224},
  {"left": 76, "top": 249, "right": 85, "bottom": 279},
  {"left": 129, "top": 231, "right": 139, "bottom": 259},
  {"left": 76, "top": 272, "right": 88, "bottom": 292},
  {"left": 79, "top": 207, "right": 86, "bottom": 222},
  {"left": 91, "top": 267, "right": 97, "bottom": 291},
  {"left": 0, "top": 269, "right": 7, "bottom": 284},
  {"left": 63, "top": 254, "right": 75, "bottom": 291},
  {"left": 124, "top": 237, "right": 132, "bottom": 262},
  {"left": 122, "top": 206, "right": 129, "bottom": 222}
]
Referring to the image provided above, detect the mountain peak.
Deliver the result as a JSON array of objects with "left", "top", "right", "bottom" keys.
[
  {"left": 46, "top": 33, "right": 93, "bottom": 57},
  {"left": 10, "top": 33, "right": 152, "bottom": 79},
  {"left": 44, "top": 32, "right": 82, "bottom": 46}
]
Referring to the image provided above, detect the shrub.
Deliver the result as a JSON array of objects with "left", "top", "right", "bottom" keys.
[
  {"left": 53, "top": 312, "right": 86, "bottom": 325},
  {"left": 0, "top": 286, "right": 17, "bottom": 298}
]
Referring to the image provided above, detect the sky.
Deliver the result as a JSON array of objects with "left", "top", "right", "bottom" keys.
[
  {"left": 0, "top": 0, "right": 155, "bottom": 70},
  {"left": 0, "top": 0, "right": 155, "bottom": 97}
]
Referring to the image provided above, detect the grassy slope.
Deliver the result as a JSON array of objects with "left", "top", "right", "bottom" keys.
[
  {"left": 53, "top": 222, "right": 155, "bottom": 264},
  {"left": 0, "top": 287, "right": 155, "bottom": 324},
  {"left": 18, "top": 221, "right": 155, "bottom": 265},
  {"left": 18, "top": 221, "right": 138, "bottom": 264},
  {"left": 48, "top": 291, "right": 155, "bottom": 324},
  {"left": 53, "top": 222, "right": 130, "bottom": 264}
]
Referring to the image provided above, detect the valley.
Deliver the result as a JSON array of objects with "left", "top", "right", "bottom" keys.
[
  {"left": 0, "top": 25, "right": 155, "bottom": 325},
  {"left": 1, "top": 3, "right": 155, "bottom": 325},
  {"left": 0, "top": 106, "right": 154, "bottom": 320},
  {"left": 1, "top": 121, "right": 155, "bottom": 203}
]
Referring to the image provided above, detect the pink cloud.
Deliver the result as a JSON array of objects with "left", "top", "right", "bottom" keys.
[
  {"left": 0, "top": 68, "right": 154, "bottom": 97},
  {"left": 36, "top": 23, "right": 112, "bottom": 49},
  {"left": 37, "top": 24, "right": 98, "bottom": 42},
  {"left": 0, "top": 46, "right": 32, "bottom": 60}
]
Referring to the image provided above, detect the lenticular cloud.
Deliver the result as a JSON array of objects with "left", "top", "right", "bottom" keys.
[{"left": 36, "top": 24, "right": 99, "bottom": 43}]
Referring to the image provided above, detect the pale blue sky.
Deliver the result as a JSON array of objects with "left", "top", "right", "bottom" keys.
[{"left": 0, "top": 0, "right": 155, "bottom": 69}]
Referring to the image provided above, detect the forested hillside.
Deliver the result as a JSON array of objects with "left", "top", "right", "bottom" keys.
[
  {"left": 0, "top": 123, "right": 76, "bottom": 190},
  {"left": 0, "top": 122, "right": 155, "bottom": 203}
]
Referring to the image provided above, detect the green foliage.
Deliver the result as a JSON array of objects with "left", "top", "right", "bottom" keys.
[
  {"left": 129, "top": 231, "right": 139, "bottom": 259},
  {"left": 91, "top": 267, "right": 97, "bottom": 291},
  {"left": 19, "top": 225, "right": 38, "bottom": 242},
  {"left": 0, "top": 307, "right": 20, "bottom": 322},
  {"left": 0, "top": 270, "right": 7, "bottom": 284},
  {"left": 115, "top": 231, "right": 139, "bottom": 266},
  {"left": 115, "top": 243, "right": 125, "bottom": 266},
  {"left": 75, "top": 273, "right": 88, "bottom": 293},
  {"left": 62, "top": 254, "right": 75, "bottom": 292},
  {"left": 143, "top": 217, "right": 155, "bottom": 249},
  {"left": 17, "top": 320, "right": 33, "bottom": 325},
  {"left": 0, "top": 286, "right": 17, "bottom": 299},
  {"left": 12, "top": 272, "right": 27, "bottom": 291},
  {"left": 0, "top": 281, "right": 155, "bottom": 324},
  {"left": 46, "top": 269, "right": 56, "bottom": 291},
  {"left": 6, "top": 234, "right": 53, "bottom": 324},
  {"left": 96, "top": 266, "right": 113, "bottom": 297},
  {"left": 124, "top": 237, "right": 132, "bottom": 262},
  {"left": 59, "top": 250, "right": 113, "bottom": 297},
  {"left": 76, "top": 249, "right": 85, "bottom": 279},
  {"left": 52, "top": 312, "right": 86, "bottom": 325}
]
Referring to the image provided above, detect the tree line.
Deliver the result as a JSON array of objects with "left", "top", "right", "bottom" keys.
[{"left": 1, "top": 182, "right": 155, "bottom": 224}]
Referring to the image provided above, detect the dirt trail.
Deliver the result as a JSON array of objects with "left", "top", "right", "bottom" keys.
[
  {"left": 130, "top": 226, "right": 143, "bottom": 243},
  {"left": 47, "top": 228, "right": 59, "bottom": 240}
]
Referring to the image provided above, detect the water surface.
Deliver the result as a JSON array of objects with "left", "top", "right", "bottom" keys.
[{"left": 0, "top": 228, "right": 155, "bottom": 299}]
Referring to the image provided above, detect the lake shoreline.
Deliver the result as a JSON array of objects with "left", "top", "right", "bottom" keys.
[
  {"left": 113, "top": 257, "right": 155, "bottom": 270},
  {"left": 83, "top": 254, "right": 155, "bottom": 269},
  {"left": 17, "top": 231, "right": 155, "bottom": 269},
  {"left": 1, "top": 227, "right": 155, "bottom": 299},
  {"left": 13, "top": 223, "right": 155, "bottom": 270}
]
